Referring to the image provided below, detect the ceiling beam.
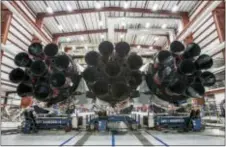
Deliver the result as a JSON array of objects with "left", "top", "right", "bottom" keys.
[
  {"left": 176, "top": 1, "right": 222, "bottom": 41},
  {"left": 130, "top": 44, "right": 161, "bottom": 50},
  {"left": 60, "top": 42, "right": 161, "bottom": 50},
  {"left": 205, "top": 87, "right": 225, "bottom": 95},
  {"left": 3, "top": 1, "right": 52, "bottom": 44},
  {"left": 37, "top": 7, "right": 187, "bottom": 18},
  {"left": 1, "top": 8, "right": 12, "bottom": 45},
  {"left": 53, "top": 29, "right": 168, "bottom": 38}
]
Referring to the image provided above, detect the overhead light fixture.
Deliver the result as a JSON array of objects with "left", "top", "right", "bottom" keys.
[
  {"left": 67, "top": 5, "right": 72, "bottom": 12},
  {"left": 145, "top": 22, "right": 150, "bottom": 28},
  {"left": 99, "top": 21, "right": 103, "bottom": 27},
  {"left": 101, "top": 34, "right": 105, "bottom": 39},
  {"left": 149, "top": 46, "right": 153, "bottom": 50},
  {"left": 95, "top": 2, "right": 102, "bottom": 9},
  {"left": 58, "top": 24, "right": 63, "bottom": 30},
  {"left": 46, "top": 7, "right": 53, "bottom": 14},
  {"left": 75, "top": 24, "right": 79, "bottom": 29},
  {"left": 121, "top": 22, "right": 126, "bottom": 27},
  {"left": 152, "top": 4, "right": 158, "bottom": 11},
  {"left": 124, "top": 2, "right": 129, "bottom": 9},
  {"left": 137, "top": 45, "right": 141, "bottom": 49},
  {"left": 161, "top": 24, "right": 167, "bottom": 29},
  {"left": 66, "top": 38, "right": 71, "bottom": 42},
  {"left": 154, "top": 37, "right": 159, "bottom": 41},
  {"left": 172, "top": 5, "right": 179, "bottom": 12},
  {"left": 84, "top": 45, "right": 88, "bottom": 50}
]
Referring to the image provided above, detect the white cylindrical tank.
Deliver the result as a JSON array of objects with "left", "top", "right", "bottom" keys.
[
  {"left": 71, "top": 114, "right": 78, "bottom": 129},
  {"left": 148, "top": 113, "right": 155, "bottom": 128}
]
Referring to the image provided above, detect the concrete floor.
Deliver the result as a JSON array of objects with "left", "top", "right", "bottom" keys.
[{"left": 1, "top": 129, "right": 225, "bottom": 146}]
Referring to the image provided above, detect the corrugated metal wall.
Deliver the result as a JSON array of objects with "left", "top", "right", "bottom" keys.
[
  {"left": 192, "top": 12, "right": 222, "bottom": 58},
  {"left": 1, "top": 14, "right": 33, "bottom": 93},
  {"left": 1, "top": 2, "right": 52, "bottom": 106}
]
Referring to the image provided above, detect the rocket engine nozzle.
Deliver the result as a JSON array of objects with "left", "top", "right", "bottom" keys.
[
  {"left": 82, "top": 66, "right": 98, "bottom": 82},
  {"left": 183, "top": 43, "right": 201, "bottom": 59},
  {"left": 44, "top": 43, "right": 58, "bottom": 57},
  {"left": 17, "top": 83, "right": 33, "bottom": 97},
  {"left": 170, "top": 41, "right": 185, "bottom": 54},
  {"left": 195, "top": 54, "right": 213, "bottom": 70},
  {"left": 179, "top": 59, "right": 196, "bottom": 75},
  {"left": 92, "top": 80, "right": 109, "bottom": 96},
  {"left": 34, "top": 83, "right": 52, "bottom": 101},
  {"left": 98, "top": 41, "right": 114, "bottom": 56},
  {"left": 111, "top": 82, "right": 129, "bottom": 99},
  {"left": 185, "top": 82, "right": 205, "bottom": 98},
  {"left": 115, "top": 42, "right": 130, "bottom": 57},
  {"left": 105, "top": 61, "right": 121, "bottom": 77},
  {"left": 127, "top": 53, "right": 143, "bottom": 70},
  {"left": 9, "top": 68, "right": 30, "bottom": 83},
  {"left": 54, "top": 55, "right": 70, "bottom": 70},
  {"left": 156, "top": 50, "right": 174, "bottom": 65},
  {"left": 128, "top": 70, "right": 142, "bottom": 88},
  {"left": 85, "top": 51, "right": 100, "bottom": 66},
  {"left": 199, "top": 71, "right": 216, "bottom": 86},
  {"left": 30, "top": 60, "right": 47, "bottom": 76},
  {"left": 28, "top": 42, "right": 43, "bottom": 57},
  {"left": 50, "top": 72, "right": 66, "bottom": 88},
  {"left": 167, "top": 76, "right": 187, "bottom": 95},
  {"left": 14, "top": 52, "right": 32, "bottom": 67}
]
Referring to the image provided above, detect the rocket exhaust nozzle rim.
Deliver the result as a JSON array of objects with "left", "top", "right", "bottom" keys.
[
  {"left": 98, "top": 41, "right": 114, "bottom": 56},
  {"left": 156, "top": 50, "right": 174, "bottom": 65},
  {"left": 14, "top": 52, "right": 32, "bottom": 67},
  {"left": 199, "top": 71, "right": 216, "bottom": 87},
  {"left": 195, "top": 54, "right": 213, "bottom": 70},
  {"left": 44, "top": 43, "right": 58, "bottom": 57},
  {"left": 185, "top": 82, "right": 205, "bottom": 98},
  {"left": 105, "top": 61, "right": 121, "bottom": 77},
  {"left": 179, "top": 59, "right": 196, "bottom": 75},
  {"left": 183, "top": 43, "right": 201, "bottom": 58},
  {"left": 50, "top": 72, "right": 66, "bottom": 87},
  {"left": 17, "top": 83, "right": 33, "bottom": 97},
  {"left": 34, "top": 83, "right": 51, "bottom": 100},
  {"left": 30, "top": 60, "right": 47, "bottom": 76},
  {"left": 9, "top": 68, "right": 26, "bottom": 83},
  {"left": 54, "top": 55, "right": 70, "bottom": 70},
  {"left": 170, "top": 40, "right": 185, "bottom": 54},
  {"left": 28, "top": 42, "right": 43, "bottom": 57},
  {"left": 115, "top": 41, "right": 130, "bottom": 57},
  {"left": 127, "top": 53, "right": 143, "bottom": 70},
  {"left": 92, "top": 80, "right": 109, "bottom": 96},
  {"left": 85, "top": 51, "right": 100, "bottom": 66}
]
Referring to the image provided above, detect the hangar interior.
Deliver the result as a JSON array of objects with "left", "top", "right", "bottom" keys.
[{"left": 1, "top": 1, "right": 225, "bottom": 146}]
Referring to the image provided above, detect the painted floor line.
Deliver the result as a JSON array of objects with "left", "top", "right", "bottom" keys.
[
  {"left": 111, "top": 132, "right": 115, "bottom": 147},
  {"left": 59, "top": 131, "right": 81, "bottom": 146},
  {"left": 133, "top": 131, "right": 154, "bottom": 146},
  {"left": 74, "top": 132, "right": 92, "bottom": 146},
  {"left": 145, "top": 131, "right": 169, "bottom": 147}
]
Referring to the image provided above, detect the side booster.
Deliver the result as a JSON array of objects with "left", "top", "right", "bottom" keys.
[
  {"left": 145, "top": 41, "right": 215, "bottom": 104},
  {"left": 10, "top": 43, "right": 81, "bottom": 106},
  {"left": 83, "top": 41, "right": 143, "bottom": 106}
]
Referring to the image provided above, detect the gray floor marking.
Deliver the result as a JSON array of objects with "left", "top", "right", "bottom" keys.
[
  {"left": 132, "top": 131, "right": 154, "bottom": 146},
  {"left": 74, "top": 132, "right": 92, "bottom": 146}
]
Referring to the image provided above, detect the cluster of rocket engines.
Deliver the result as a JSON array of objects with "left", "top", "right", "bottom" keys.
[
  {"left": 9, "top": 43, "right": 81, "bottom": 106},
  {"left": 9, "top": 40, "right": 216, "bottom": 107},
  {"left": 83, "top": 41, "right": 143, "bottom": 106},
  {"left": 145, "top": 41, "right": 216, "bottom": 104}
]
